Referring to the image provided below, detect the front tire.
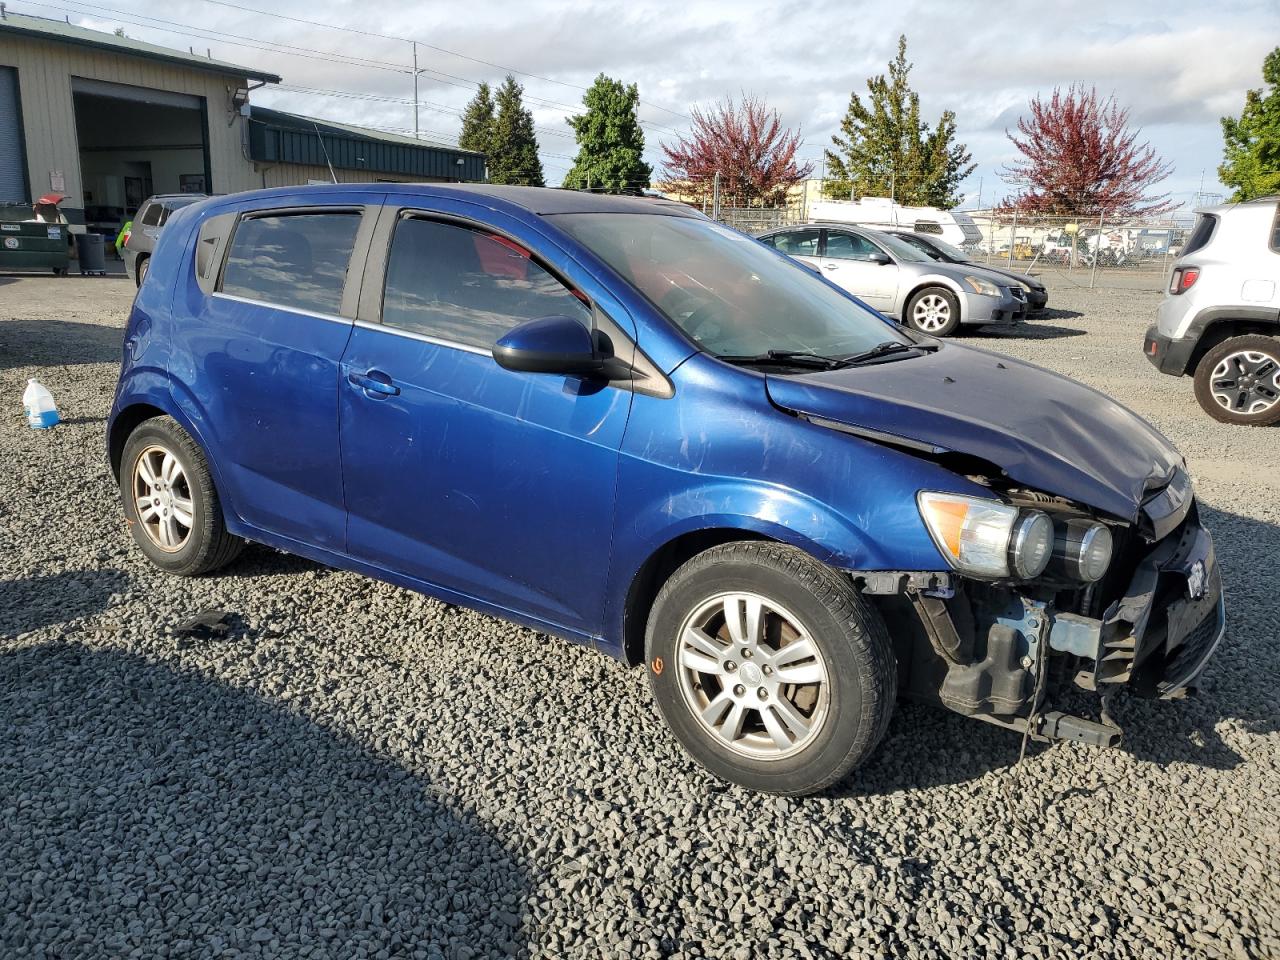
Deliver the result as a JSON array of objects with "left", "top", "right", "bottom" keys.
[
  {"left": 120, "top": 417, "right": 243, "bottom": 575},
  {"left": 645, "top": 542, "right": 896, "bottom": 795},
  {"left": 135, "top": 256, "right": 149, "bottom": 287},
  {"left": 1193, "top": 335, "right": 1280, "bottom": 426},
  {"left": 905, "top": 286, "right": 961, "bottom": 337}
]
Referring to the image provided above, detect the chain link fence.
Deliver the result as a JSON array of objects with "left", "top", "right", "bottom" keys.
[
  {"left": 964, "top": 212, "right": 1195, "bottom": 290},
  {"left": 708, "top": 205, "right": 807, "bottom": 233},
  {"left": 704, "top": 198, "right": 1194, "bottom": 292}
]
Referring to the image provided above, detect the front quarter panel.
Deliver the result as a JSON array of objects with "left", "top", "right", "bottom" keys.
[{"left": 604, "top": 352, "right": 988, "bottom": 647}]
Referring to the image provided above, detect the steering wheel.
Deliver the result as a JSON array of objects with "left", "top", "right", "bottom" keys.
[{"left": 679, "top": 301, "right": 726, "bottom": 339}]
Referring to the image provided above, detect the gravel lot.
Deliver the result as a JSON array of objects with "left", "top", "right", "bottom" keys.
[{"left": 2, "top": 274, "right": 1278, "bottom": 959}]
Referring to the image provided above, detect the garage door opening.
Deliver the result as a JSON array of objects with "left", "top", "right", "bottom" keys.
[{"left": 72, "top": 77, "right": 211, "bottom": 242}]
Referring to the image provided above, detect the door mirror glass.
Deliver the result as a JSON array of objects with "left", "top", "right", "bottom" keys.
[
  {"left": 493, "top": 315, "right": 604, "bottom": 376},
  {"left": 867, "top": 250, "right": 892, "bottom": 265}
]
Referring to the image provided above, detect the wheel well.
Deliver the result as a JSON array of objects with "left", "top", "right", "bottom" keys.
[
  {"left": 904, "top": 282, "right": 960, "bottom": 318},
  {"left": 621, "top": 528, "right": 771, "bottom": 666},
  {"left": 1188, "top": 319, "right": 1280, "bottom": 374},
  {"left": 134, "top": 253, "right": 149, "bottom": 285},
  {"left": 108, "top": 403, "right": 166, "bottom": 479}
]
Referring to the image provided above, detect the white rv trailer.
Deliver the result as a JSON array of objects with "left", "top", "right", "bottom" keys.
[{"left": 807, "top": 197, "right": 984, "bottom": 248}]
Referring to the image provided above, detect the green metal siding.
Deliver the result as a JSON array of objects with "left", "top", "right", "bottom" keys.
[{"left": 249, "top": 118, "right": 485, "bottom": 182}]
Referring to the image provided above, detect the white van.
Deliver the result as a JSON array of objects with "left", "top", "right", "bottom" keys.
[{"left": 808, "top": 197, "right": 983, "bottom": 249}]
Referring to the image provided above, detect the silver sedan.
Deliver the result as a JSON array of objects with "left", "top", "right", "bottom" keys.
[{"left": 758, "top": 223, "right": 1026, "bottom": 336}]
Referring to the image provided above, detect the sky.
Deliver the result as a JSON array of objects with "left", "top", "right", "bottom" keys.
[{"left": 50, "top": 0, "right": 1280, "bottom": 211}]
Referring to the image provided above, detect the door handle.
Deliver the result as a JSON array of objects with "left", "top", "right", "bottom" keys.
[
  {"left": 347, "top": 370, "right": 401, "bottom": 397},
  {"left": 823, "top": 264, "right": 838, "bottom": 271}
]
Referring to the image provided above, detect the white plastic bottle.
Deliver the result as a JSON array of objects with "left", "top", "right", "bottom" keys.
[{"left": 22, "top": 379, "right": 60, "bottom": 429}]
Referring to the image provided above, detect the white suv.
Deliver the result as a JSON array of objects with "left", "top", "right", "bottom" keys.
[{"left": 1145, "top": 197, "right": 1280, "bottom": 425}]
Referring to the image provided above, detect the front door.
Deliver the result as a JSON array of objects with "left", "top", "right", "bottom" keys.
[
  {"left": 819, "top": 229, "right": 897, "bottom": 312},
  {"left": 338, "top": 206, "right": 633, "bottom": 637}
]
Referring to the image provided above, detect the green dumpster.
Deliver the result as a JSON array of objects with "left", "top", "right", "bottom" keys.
[{"left": 0, "top": 202, "right": 71, "bottom": 275}]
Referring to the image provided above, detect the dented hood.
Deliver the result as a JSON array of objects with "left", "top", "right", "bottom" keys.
[{"left": 764, "top": 343, "right": 1182, "bottom": 522}]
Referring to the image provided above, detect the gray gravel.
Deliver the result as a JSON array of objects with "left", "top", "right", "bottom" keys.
[{"left": 2, "top": 274, "right": 1278, "bottom": 959}]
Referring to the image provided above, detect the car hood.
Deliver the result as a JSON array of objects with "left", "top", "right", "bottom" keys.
[
  {"left": 963, "top": 262, "right": 1044, "bottom": 289},
  {"left": 764, "top": 343, "right": 1182, "bottom": 522}
]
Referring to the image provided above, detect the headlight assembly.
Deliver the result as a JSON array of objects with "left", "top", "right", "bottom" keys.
[
  {"left": 1049, "top": 519, "right": 1114, "bottom": 582},
  {"left": 962, "top": 275, "right": 1002, "bottom": 297},
  {"left": 917, "top": 492, "right": 1052, "bottom": 579}
]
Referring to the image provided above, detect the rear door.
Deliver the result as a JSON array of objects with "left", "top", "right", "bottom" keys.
[
  {"left": 174, "top": 199, "right": 378, "bottom": 550},
  {"left": 760, "top": 227, "right": 822, "bottom": 272},
  {"left": 819, "top": 229, "right": 896, "bottom": 311},
  {"left": 337, "top": 201, "right": 634, "bottom": 636}
]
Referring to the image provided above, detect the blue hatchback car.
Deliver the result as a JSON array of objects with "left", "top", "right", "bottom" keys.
[{"left": 109, "top": 184, "right": 1225, "bottom": 794}]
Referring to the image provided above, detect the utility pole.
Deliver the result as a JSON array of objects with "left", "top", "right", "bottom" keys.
[
  {"left": 712, "top": 171, "right": 721, "bottom": 220},
  {"left": 411, "top": 41, "right": 420, "bottom": 140}
]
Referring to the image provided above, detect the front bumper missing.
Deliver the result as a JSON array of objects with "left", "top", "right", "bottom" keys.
[{"left": 890, "top": 504, "right": 1225, "bottom": 748}]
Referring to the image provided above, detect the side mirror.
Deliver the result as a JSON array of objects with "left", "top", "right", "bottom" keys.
[
  {"left": 868, "top": 251, "right": 892, "bottom": 265},
  {"left": 492, "top": 315, "right": 604, "bottom": 376}
]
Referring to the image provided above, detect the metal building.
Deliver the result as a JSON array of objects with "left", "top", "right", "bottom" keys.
[{"left": 0, "top": 10, "right": 484, "bottom": 236}]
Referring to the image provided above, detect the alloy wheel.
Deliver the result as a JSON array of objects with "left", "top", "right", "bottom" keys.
[
  {"left": 912, "top": 294, "right": 951, "bottom": 333},
  {"left": 131, "top": 444, "right": 194, "bottom": 552},
  {"left": 676, "top": 592, "right": 830, "bottom": 760},
  {"left": 1209, "top": 350, "right": 1280, "bottom": 416}
]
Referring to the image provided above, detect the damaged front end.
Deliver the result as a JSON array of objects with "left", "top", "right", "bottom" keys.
[{"left": 855, "top": 469, "right": 1225, "bottom": 747}]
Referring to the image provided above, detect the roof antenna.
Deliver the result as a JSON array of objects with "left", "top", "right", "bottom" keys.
[{"left": 312, "top": 122, "right": 338, "bottom": 184}]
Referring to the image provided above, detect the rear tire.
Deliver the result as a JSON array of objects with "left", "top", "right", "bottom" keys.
[
  {"left": 645, "top": 542, "right": 896, "bottom": 795},
  {"left": 905, "top": 286, "right": 961, "bottom": 337},
  {"left": 135, "top": 256, "right": 149, "bottom": 287},
  {"left": 1193, "top": 335, "right": 1280, "bottom": 426},
  {"left": 120, "top": 417, "right": 243, "bottom": 575}
]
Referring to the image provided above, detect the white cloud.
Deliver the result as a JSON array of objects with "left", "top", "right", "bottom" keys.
[{"left": 69, "top": 0, "right": 1280, "bottom": 201}]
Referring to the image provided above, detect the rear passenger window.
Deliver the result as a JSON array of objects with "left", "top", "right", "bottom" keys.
[
  {"left": 219, "top": 212, "right": 361, "bottom": 315},
  {"left": 382, "top": 217, "right": 590, "bottom": 349},
  {"left": 771, "top": 228, "right": 821, "bottom": 256},
  {"left": 139, "top": 203, "right": 162, "bottom": 227},
  {"left": 1181, "top": 214, "right": 1217, "bottom": 257}
]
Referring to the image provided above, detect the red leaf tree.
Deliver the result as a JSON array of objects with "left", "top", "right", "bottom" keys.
[
  {"left": 660, "top": 96, "right": 813, "bottom": 207},
  {"left": 1002, "top": 85, "right": 1174, "bottom": 218}
]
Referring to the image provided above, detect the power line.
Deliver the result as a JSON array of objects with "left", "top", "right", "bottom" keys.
[
  {"left": 193, "top": 0, "right": 693, "bottom": 123},
  {"left": 273, "top": 83, "right": 581, "bottom": 142},
  {"left": 35, "top": 0, "right": 686, "bottom": 140}
]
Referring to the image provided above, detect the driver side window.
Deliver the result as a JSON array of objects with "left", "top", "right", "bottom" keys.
[
  {"left": 824, "top": 231, "right": 879, "bottom": 260},
  {"left": 382, "top": 217, "right": 591, "bottom": 349}
]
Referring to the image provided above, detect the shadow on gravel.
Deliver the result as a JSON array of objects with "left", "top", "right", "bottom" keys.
[
  {"left": 0, "top": 569, "right": 127, "bottom": 639},
  {"left": 0, "top": 319, "right": 123, "bottom": 369},
  {"left": 0, "top": 643, "right": 528, "bottom": 957},
  {"left": 984, "top": 321, "right": 1087, "bottom": 341}
]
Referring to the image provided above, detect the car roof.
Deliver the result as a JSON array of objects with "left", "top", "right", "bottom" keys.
[
  {"left": 1194, "top": 195, "right": 1279, "bottom": 217},
  {"left": 207, "top": 183, "right": 702, "bottom": 219},
  {"left": 761, "top": 222, "right": 875, "bottom": 234}
]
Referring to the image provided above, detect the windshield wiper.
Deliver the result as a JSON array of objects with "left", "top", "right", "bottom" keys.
[
  {"left": 837, "top": 340, "right": 933, "bottom": 366},
  {"left": 720, "top": 341, "right": 935, "bottom": 370},
  {"left": 718, "top": 350, "right": 848, "bottom": 370}
]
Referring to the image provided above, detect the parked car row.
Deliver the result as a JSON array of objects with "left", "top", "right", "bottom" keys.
[
  {"left": 757, "top": 222, "right": 1041, "bottom": 336},
  {"left": 109, "top": 183, "right": 1225, "bottom": 795}
]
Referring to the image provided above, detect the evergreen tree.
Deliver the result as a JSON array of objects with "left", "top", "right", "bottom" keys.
[
  {"left": 488, "top": 75, "right": 544, "bottom": 186},
  {"left": 564, "top": 74, "right": 651, "bottom": 193},
  {"left": 458, "top": 82, "right": 495, "bottom": 159},
  {"left": 824, "top": 36, "right": 973, "bottom": 207},
  {"left": 1219, "top": 46, "right": 1280, "bottom": 201}
]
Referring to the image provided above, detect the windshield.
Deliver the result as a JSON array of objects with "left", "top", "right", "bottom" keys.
[
  {"left": 919, "top": 235, "right": 970, "bottom": 262},
  {"left": 866, "top": 229, "right": 932, "bottom": 263},
  {"left": 553, "top": 213, "right": 904, "bottom": 359}
]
